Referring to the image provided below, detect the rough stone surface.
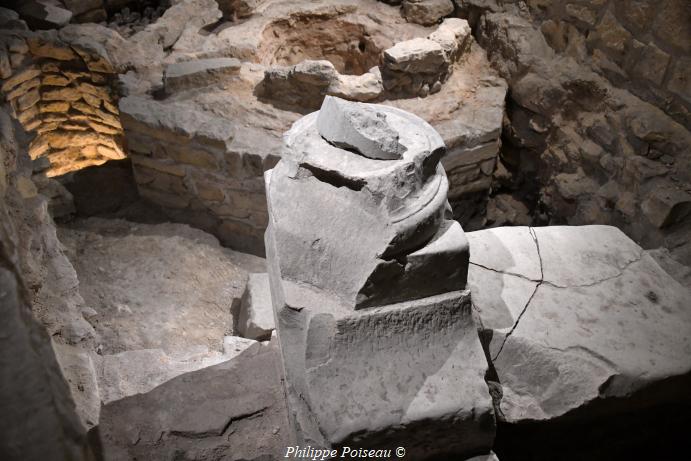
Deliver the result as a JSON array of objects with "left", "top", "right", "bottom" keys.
[
  {"left": 317, "top": 96, "right": 406, "bottom": 160},
  {"left": 237, "top": 272, "right": 275, "bottom": 340},
  {"left": 266, "top": 100, "right": 493, "bottom": 457},
  {"left": 58, "top": 218, "right": 263, "bottom": 355},
  {"left": 402, "top": 0, "right": 455, "bottom": 26},
  {"left": 468, "top": 225, "right": 691, "bottom": 424},
  {"left": 1, "top": 106, "right": 93, "bottom": 460},
  {"left": 99, "top": 342, "right": 291, "bottom": 461}
]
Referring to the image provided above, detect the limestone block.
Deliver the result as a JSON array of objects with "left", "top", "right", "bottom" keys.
[
  {"left": 468, "top": 225, "right": 691, "bottom": 424},
  {"left": 383, "top": 37, "right": 447, "bottom": 73},
  {"left": 237, "top": 273, "right": 274, "bottom": 340},
  {"left": 588, "top": 10, "right": 631, "bottom": 58},
  {"left": 429, "top": 18, "right": 472, "bottom": 61},
  {"left": 164, "top": 57, "right": 241, "bottom": 93},
  {"left": 265, "top": 98, "right": 492, "bottom": 456},
  {"left": 317, "top": 96, "right": 405, "bottom": 160},
  {"left": 327, "top": 71, "right": 383, "bottom": 102},
  {"left": 402, "top": 0, "right": 455, "bottom": 27}
]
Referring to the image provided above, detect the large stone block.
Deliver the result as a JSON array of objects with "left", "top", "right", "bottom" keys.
[
  {"left": 468, "top": 225, "right": 691, "bottom": 425},
  {"left": 265, "top": 97, "right": 493, "bottom": 457}
]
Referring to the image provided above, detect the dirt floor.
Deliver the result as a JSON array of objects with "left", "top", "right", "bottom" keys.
[{"left": 58, "top": 218, "right": 266, "bottom": 355}]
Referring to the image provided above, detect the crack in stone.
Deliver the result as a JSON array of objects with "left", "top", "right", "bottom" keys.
[
  {"left": 488, "top": 232, "right": 645, "bottom": 363},
  {"left": 469, "top": 261, "right": 540, "bottom": 283},
  {"left": 491, "top": 227, "right": 544, "bottom": 362}
]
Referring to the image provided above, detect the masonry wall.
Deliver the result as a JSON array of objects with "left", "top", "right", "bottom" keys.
[
  {"left": 523, "top": 0, "right": 690, "bottom": 129},
  {"left": 119, "top": 96, "right": 278, "bottom": 256}
]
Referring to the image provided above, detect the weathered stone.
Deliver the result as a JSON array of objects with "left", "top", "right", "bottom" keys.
[
  {"left": 429, "top": 18, "right": 472, "bottom": 60},
  {"left": 666, "top": 57, "right": 691, "bottom": 103},
  {"left": 327, "top": 71, "right": 383, "bottom": 102},
  {"left": 42, "top": 87, "right": 83, "bottom": 102},
  {"left": 217, "top": 0, "right": 257, "bottom": 19},
  {"left": 27, "top": 35, "right": 77, "bottom": 61},
  {"left": 99, "top": 343, "right": 289, "bottom": 461},
  {"left": 384, "top": 38, "right": 447, "bottom": 73},
  {"left": 565, "top": 3, "right": 598, "bottom": 27},
  {"left": 237, "top": 273, "right": 274, "bottom": 340},
  {"left": 0, "top": 44, "right": 10, "bottom": 79},
  {"left": 588, "top": 10, "right": 631, "bottom": 57},
  {"left": 1, "top": 67, "right": 40, "bottom": 93},
  {"left": 641, "top": 181, "right": 691, "bottom": 228},
  {"left": 62, "top": 0, "right": 103, "bottom": 16},
  {"left": 119, "top": 97, "right": 235, "bottom": 149},
  {"left": 265, "top": 100, "right": 492, "bottom": 457},
  {"left": 16, "top": 1, "right": 73, "bottom": 28},
  {"left": 16, "top": 88, "right": 40, "bottom": 111},
  {"left": 469, "top": 225, "right": 691, "bottom": 425},
  {"left": 164, "top": 57, "right": 241, "bottom": 92},
  {"left": 632, "top": 43, "right": 671, "bottom": 86},
  {"left": 316, "top": 96, "right": 406, "bottom": 160},
  {"left": 5, "top": 77, "right": 40, "bottom": 101},
  {"left": 652, "top": 0, "right": 691, "bottom": 53},
  {"left": 402, "top": 0, "right": 454, "bottom": 26}
]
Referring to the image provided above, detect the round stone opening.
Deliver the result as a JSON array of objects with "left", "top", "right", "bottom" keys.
[{"left": 259, "top": 16, "right": 381, "bottom": 75}]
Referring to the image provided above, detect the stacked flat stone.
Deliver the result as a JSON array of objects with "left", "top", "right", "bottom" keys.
[
  {"left": 264, "top": 96, "right": 495, "bottom": 457},
  {"left": 0, "top": 27, "right": 124, "bottom": 177},
  {"left": 119, "top": 96, "right": 277, "bottom": 256}
]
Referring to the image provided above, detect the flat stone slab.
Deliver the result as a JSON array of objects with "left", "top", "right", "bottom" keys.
[
  {"left": 468, "top": 225, "right": 691, "bottom": 424},
  {"left": 99, "top": 343, "right": 290, "bottom": 461},
  {"left": 164, "top": 57, "right": 241, "bottom": 92}
]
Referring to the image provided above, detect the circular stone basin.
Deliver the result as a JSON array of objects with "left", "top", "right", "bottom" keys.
[{"left": 259, "top": 16, "right": 381, "bottom": 75}]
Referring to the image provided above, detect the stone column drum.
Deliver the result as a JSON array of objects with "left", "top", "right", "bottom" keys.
[{"left": 264, "top": 96, "right": 495, "bottom": 459}]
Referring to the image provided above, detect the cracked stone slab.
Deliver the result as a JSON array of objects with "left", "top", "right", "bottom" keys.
[{"left": 468, "top": 225, "right": 691, "bottom": 424}]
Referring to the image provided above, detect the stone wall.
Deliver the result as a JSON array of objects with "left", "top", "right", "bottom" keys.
[
  {"left": 119, "top": 96, "right": 278, "bottom": 256},
  {"left": 0, "top": 106, "right": 93, "bottom": 460},
  {"left": 1, "top": 14, "right": 125, "bottom": 177},
  {"left": 453, "top": 0, "right": 691, "bottom": 264},
  {"left": 521, "top": 0, "right": 690, "bottom": 129}
]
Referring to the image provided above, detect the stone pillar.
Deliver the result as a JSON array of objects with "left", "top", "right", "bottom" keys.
[{"left": 264, "top": 96, "right": 495, "bottom": 458}]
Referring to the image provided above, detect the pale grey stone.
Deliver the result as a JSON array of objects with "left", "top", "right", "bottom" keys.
[
  {"left": 469, "top": 225, "right": 691, "bottom": 424},
  {"left": 316, "top": 96, "right": 405, "bottom": 160},
  {"left": 264, "top": 99, "right": 492, "bottom": 457},
  {"left": 383, "top": 37, "right": 447, "bottom": 73},
  {"left": 237, "top": 273, "right": 275, "bottom": 340}
]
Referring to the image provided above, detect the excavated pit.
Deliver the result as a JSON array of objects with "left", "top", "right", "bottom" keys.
[{"left": 259, "top": 16, "right": 382, "bottom": 75}]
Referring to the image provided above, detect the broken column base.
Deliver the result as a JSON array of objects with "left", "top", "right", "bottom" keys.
[{"left": 266, "top": 226, "right": 496, "bottom": 460}]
